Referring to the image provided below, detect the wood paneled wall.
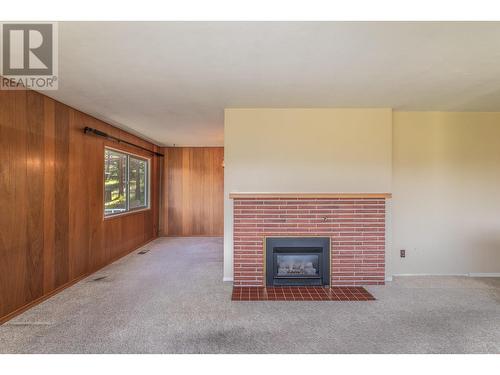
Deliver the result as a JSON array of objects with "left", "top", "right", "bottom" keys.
[
  {"left": 0, "top": 88, "right": 160, "bottom": 323},
  {"left": 160, "top": 147, "right": 224, "bottom": 236}
]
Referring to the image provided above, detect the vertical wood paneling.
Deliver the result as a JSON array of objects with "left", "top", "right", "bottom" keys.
[
  {"left": 25, "top": 91, "right": 45, "bottom": 301},
  {"left": 212, "top": 148, "right": 224, "bottom": 235},
  {"left": 166, "top": 147, "right": 182, "bottom": 235},
  {"left": 161, "top": 147, "right": 224, "bottom": 236},
  {"left": 0, "top": 89, "right": 18, "bottom": 312},
  {"left": 43, "top": 97, "right": 55, "bottom": 293},
  {"left": 87, "top": 116, "right": 105, "bottom": 272},
  {"left": 53, "top": 102, "right": 70, "bottom": 288},
  {"left": 69, "top": 110, "right": 90, "bottom": 280},
  {"left": 0, "top": 88, "right": 160, "bottom": 323},
  {"left": 13, "top": 90, "right": 28, "bottom": 307}
]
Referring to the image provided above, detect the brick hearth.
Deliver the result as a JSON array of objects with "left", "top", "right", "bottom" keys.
[
  {"left": 231, "top": 286, "right": 376, "bottom": 301},
  {"left": 232, "top": 195, "right": 387, "bottom": 287}
]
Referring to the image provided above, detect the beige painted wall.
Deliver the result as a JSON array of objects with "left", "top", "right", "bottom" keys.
[
  {"left": 391, "top": 112, "right": 500, "bottom": 276},
  {"left": 224, "top": 108, "right": 500, "bottom": 280},
  {"left": 223, "top": 108, "right": 393, "bottom": 280}
]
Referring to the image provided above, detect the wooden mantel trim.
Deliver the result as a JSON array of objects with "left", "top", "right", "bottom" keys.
[{"left": 229, "top": 192, "right": 392, "bottom": 199}]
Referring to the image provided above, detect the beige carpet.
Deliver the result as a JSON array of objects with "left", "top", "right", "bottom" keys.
[{"left": 0, "top": 237, "right": 499, "bottom": 353}]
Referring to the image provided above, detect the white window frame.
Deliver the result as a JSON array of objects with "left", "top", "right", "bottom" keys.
[{"left": 104, "top": 146, "right": 151, "bottom": 218}]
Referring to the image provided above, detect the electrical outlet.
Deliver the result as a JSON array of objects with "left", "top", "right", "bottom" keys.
[{"left": 400, "top": 249, "right": 406, "bottom": 258}]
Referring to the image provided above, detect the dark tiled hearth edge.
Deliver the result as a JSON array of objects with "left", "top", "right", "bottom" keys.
[{"left": 231, "top": 286, "right": 376, "bottom": 301}]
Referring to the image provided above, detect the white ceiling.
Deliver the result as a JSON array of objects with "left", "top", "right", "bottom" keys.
[{"left": 45, "top": 22, "right": 500, "bottom": 146}]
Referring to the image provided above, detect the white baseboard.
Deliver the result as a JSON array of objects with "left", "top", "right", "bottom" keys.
[
  {"left": 391, "top": 273, "right": 468, "bottom": 277},
  {"left": 225, "top": 273, "right": 500, "bottom": 284},
  {"left": 387, "top": 273, "right": 500, "bottom": 279},
  {"left": 468, "top": 273, "right": 500, "bottom": 278}
]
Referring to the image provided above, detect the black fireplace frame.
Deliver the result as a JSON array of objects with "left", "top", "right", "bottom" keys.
[{"left": 265, "top": 237, "right": 330, "bottom": 286}]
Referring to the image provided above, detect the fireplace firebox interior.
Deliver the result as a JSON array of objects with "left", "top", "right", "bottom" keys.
[{"left": 266, "top": 237, "right": 330, "bottom": 286}]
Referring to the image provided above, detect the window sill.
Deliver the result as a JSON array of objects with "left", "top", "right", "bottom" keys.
[{"left": 103, "top": 207, "right": 151, "bottom": 221}]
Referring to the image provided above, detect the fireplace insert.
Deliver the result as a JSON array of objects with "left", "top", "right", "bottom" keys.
[{"left": 266, "top": 237, "right": 330, "bottom": 286}]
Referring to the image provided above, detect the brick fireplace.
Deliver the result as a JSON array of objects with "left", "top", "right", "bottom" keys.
[{"left": 230, "top": 193, "right": 390, "bottom": 287}]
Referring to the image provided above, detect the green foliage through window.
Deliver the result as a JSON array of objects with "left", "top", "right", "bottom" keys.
[{"left": 104, "top": 148, "right": 149, "bottom": 216}]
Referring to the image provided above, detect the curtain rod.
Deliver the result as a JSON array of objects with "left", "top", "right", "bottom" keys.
[{"left": 83, "top": 127, "right": 164, "bottom": 157}]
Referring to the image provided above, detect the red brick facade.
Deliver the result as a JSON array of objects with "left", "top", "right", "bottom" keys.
[{"left": 233, "top": 197, "right": 386, "bottom": 286}]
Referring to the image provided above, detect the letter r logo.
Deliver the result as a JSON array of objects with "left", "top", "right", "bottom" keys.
[{"left": 2, "top": 23, "right": 53, "bottom": 76}]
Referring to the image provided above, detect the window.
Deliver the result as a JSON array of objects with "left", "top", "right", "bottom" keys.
[{"left": 104, "top": 148, "right": 149, "bottom": 217}]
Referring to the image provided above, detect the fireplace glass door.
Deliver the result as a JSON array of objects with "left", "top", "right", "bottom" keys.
[
  {"left": 275, "top": 253, "right": 320, "bottom": 279},
  {"left": 266, "top": 238, "right": 330, "bottom": 286}
]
